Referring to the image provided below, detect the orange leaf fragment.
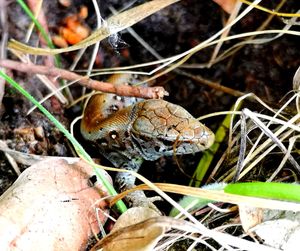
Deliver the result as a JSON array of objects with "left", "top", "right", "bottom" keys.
[{"left": 212, "top": 0, "right": 238, "bottom": 14}]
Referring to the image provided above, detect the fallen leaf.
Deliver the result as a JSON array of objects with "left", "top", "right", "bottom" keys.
[
  {"left": 112, "top": 206, "right": 161, "bottom": 230},
  {"left": 253, "top": 219, "right": 300, "bottom": 250},
  {"left": 94, "top": 207, "right": 163, "bottom": 251},
  {"left": 242, "top": 207, "right": 300, "bottom": 250},
  {"left": 0, "top": 159, "right": 111, "bottom": 251},
  {"left": 212, "top": 0, "right": 238, "bottom": 14}
]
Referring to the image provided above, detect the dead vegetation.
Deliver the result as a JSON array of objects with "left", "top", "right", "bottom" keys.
[{"left": 0, "top": 0, "right": 300, "bottom": 250}]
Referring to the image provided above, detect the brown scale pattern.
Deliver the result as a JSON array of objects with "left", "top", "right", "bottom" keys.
[
  {"left": 80, "top": 86, "right": 215, "bottom": 207},
  {"left": 81, "top": 98, "right": 214, "bottom": 159}
]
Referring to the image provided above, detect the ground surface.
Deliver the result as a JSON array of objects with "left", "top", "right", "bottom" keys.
[{"left": 0, "top": 0, "right": 299, "bottom": 227}]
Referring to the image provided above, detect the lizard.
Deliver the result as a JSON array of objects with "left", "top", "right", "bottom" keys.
[{"left": 80, "top": 74, "right": 215, "bottom": 207}]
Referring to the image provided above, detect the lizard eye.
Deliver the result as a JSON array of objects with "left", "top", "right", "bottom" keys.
[
  {"left": 109, "top": 130, "right": 119, "bottom": 140},
  {"left": 113, "top": 95, "right": 123, "bottom": 102}
]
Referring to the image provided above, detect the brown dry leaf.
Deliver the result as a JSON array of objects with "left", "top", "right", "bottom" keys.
[
  {"left": 212, "top": 0, "right": 238, "bottom": 14},
  {"left": 94, "top": 207, "right": 164, "bottom": 251},
  {"left": 0, "top": 159, "right": 111, "bottom": 251}
]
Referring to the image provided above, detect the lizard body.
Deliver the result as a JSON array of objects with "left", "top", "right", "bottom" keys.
[{"left": 81, "top": 75, "right": 214, "bottom": 207}]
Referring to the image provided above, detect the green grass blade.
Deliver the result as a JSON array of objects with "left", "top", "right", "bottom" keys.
[
  {"left": 190, "top": 114, "right": 229, "bottom": 187},
  {"left": 16, "top": 0, "right": 61, "bottom": 66},
  {"left": 0, "top": 70, "right": 127, "bottom": 212},
  {"left": 225, "top": 182, "right": 300, "bottom": 202},
  {"left": 191, "top": 103, "right": 243, "bottom": 187}
]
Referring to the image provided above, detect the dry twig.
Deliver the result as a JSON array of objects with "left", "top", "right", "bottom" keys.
[{"left": 0, "top": 59, "right": 168, "bottom": 99}]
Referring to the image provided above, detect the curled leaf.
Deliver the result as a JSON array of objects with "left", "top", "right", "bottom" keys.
[{"left": 100, "top": 207, "right": 163, "bottom": 251}]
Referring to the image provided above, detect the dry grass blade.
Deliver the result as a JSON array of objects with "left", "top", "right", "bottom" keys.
[
  {"left": 94, "top": 215, "right": 281, "bottom": 251},
  {"left": 216, "top": 92, "right": 300, "bottom": 183},
  {"left": 238, "top": 113, "right": 300, "bottom": 181},
  {"left": 11, "top": 50, "right": 67, "bottom": 104},
  {"left": 210, "top": 0, "right": 292, "bottom": 65},
  {"left": 8, "top": 0, "right": 179, "bottom": 55},
  {"left": 95, "top": 216, "right": 234, "bottom": 251},
  {"left": 241, "top": 108, "right": 300, "bottom": 173},
  {"left": 110, "top": 183, "right": 300, "bottom": 212},
  {"left": 293, "top": 66, "right": 300, "bottom": 91},
  {"left": 92, "top": 217, "right": 196, "bottom": 251},
  {"left": 208, "top": 1, "right": 242, "bottom": 67},
  {"left": 268, "top": 135, "right": 300, "bottom": 181}
]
